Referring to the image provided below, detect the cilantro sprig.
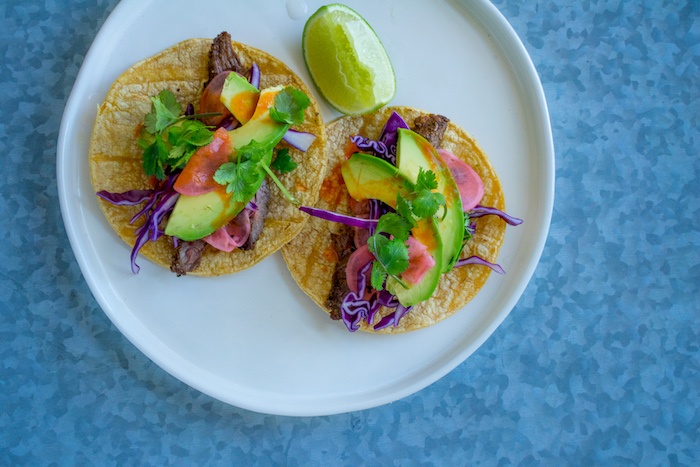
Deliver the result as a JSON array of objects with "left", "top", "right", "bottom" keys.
[
  {"left": 366, "top": 168, "right": 447, "bottom": 291},
  {"left": 403, "top": 168, "right": 447, "bottom": 220},
  {"left": 213, "top": 141, "right": 267, "bottom": 202},
  {"left": 213, "top": 141, "right": 300, "bottom": 205},
  {"left": 211, "top": 85, "right": 312, "bottom": 206},
  {"left": 139, "top": 90, "right": 215, "bottom": 180},
  {"left": 367, "top": 213, "right": 413, "bottom": 290},
  {"left": 269, "top": 87, "right": 310, "bottom": 125},
  {"left": 270, "top": 148, "right": 298, "bottom": 174}
]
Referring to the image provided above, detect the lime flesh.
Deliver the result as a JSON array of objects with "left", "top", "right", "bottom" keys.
[{"left": 303, "top": 4, "right": 396, "bottom": 116}]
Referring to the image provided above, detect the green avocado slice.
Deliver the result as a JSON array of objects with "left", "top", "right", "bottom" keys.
[
  {"left": 396, "top": 129, "right": 465, "bottom": 271},
  {"left": 164, "top": 86, "right": 289, "bottom": 241},
  {"left": 220, "top": 71, "right": 260, "bottom": 124},
  {"left": 341, "top": 153, "right": 444, "bottom": 307}
]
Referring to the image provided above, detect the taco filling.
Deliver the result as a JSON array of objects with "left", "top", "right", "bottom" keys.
[
  {"left": 90, "top": 32, "right": 327, "bottom": 276},
  {"left": 282, "top": 108, "right": 522, "bottom": 333}
]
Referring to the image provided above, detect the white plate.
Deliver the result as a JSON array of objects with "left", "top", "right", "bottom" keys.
[{"left": 57, "top": 0, "right": 554, "bottom": 416}]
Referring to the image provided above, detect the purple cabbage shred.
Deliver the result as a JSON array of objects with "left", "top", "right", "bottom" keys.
[
  {"left": 469, "top": 205, "right": 524, "bottom": 226},
  {"left": 339, "top": 249, "right": 410, "bottom": 332},
  {"left": 379, "top": 111, "right": 409, "bottom": 149},
  {"left": 348, "top": 111, "right": 409, "bottom": 167},
  {"left": 454, "top": 255, "right": 506, "bottom": 274},
  {"left": 249, "top": 63, "right": 260, "bottom": 89},
  {"left": 99, "top": 173, "right": 180, "bottom": 273},
  {"left": 299, "top": 206, "right": 378, "bottom": 229},
  {"left": 96, "top": 189, "right": 153, "bottom": 206}
]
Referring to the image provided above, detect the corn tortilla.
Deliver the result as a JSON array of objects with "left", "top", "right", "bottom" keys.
[
  {"left": 281, "top": 107, "right": 506, "bottom": 333},
  {"left": 89, "top": 37, "right": 327, "bottom": 276}
]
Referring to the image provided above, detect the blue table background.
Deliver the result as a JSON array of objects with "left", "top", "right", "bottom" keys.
[{"left": 1, "top": 0, "right": 697, "bottom": 464}]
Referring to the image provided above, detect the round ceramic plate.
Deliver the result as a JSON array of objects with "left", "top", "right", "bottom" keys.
[{"left": 57, "top": 0, "right": 554, "bottom": 416}]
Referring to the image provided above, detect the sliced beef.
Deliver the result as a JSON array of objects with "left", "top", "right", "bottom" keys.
[
  {"left": 170, "top": 239, "right": 207, "bottom": 276},
  {"left": 325, "top": 225, "right": 355, "bottom": 320},
  {"left": 208, "top": 31, "right": 246, "bottom": 83},
  {"left": 241, "top": 180, "right": 270, "bottom": 250},
  {"left": 412, "top": 114, "right": 450, "bottom": 148}
]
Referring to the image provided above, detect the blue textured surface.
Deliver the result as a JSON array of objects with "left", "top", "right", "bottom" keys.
[{"left": 1, "top": 0, "right": 698, "bottom": 464}]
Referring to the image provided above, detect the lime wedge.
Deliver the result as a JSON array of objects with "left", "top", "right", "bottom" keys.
[{"left": 302, "top": 4, "right": 396, "bottom": 116}]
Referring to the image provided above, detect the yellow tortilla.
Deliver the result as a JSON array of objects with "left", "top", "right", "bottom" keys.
[
  {"left": 89, "top": 37, "right": 327, "bottom": 276},
  {"left": 281, "top": 106, "right": 506, "bottom": 333}
]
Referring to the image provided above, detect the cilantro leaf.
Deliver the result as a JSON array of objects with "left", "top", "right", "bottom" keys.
[
  {"left": 395, "top": 194, "right": 416, "bottom": 228},
  {"left": 142, "top": 134, "right": 168, "bottom": 179},
  {"left": 375, "top": 213, "right": 412, "bottom": 243},
  {"left": 213, "top": 162, "right": 238, "bottom": 186},
  {"left": 370, "top": 261, "right": 388, "bottom": 290},
  {"left": 140, "top": 91, "right": 214, "bottom": 180},
  {"left": 213, "top": 160, "right": 264, "bottom": 201},
  {"left": 411, "top": 189, "right": 446, "bottom": 219},
  {"left": 270, "top": 148, "right": 298, "bottom": 174},
  {"left": 269, "top": 87, "right": 310, "bottom": 125},
  {"left": 146, "top": 90, "right": 181, "bottom": 133},
  {"left": 164, "top": 120, "right": 214, "bottom": 169},
  {"left": 368, "top": 234, "right": 410, "bottom": 277},
  {"left": 390, "top": 168, "right": 447, "bottom": 220},
  {"left": 179, "top": 120, "right": 214, "bottom": 146},
  {"left": 236, "top": 140, "right": 268, "bottom": 164},
  {"left": 415, "top": 167, "right": 438, "bottom": 191},
  {"left": 137, "top": 130, "right": 155, "bottom": 150},
  {"left": 213, "top": 141, "right": 270, "bottom": 202}
]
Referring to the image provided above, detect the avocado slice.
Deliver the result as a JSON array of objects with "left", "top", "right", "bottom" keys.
[
  {"left": 341, "top": 152, "right": 413, "bottom": 203},
  {"left": 341, "top": 153, "right": 444, "bottom": 307},
  {"left": 220, "top": 71, "right": 259, "bottom": 125},
  {"left": 396, "top": 129, "right": 465, "bottom": 271},
  {"left": 165, "top": 86, "right": 289, "bottom": 241}
]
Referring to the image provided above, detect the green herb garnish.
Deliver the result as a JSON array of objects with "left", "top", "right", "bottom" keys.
[
  {"left": 213, "top": 141, "right": 300, "bottom": 205},
  {"left": 139, "top": 90, "right": 215, "bottom": 180},
  {"left": 365, "top": 168, "right": 446, "bottom": 291},
  {"left": 269, "top": 87, "right": 310, "bottom": 125},
  {"left": 368, "top": 232, "right": 410, "bottom": 291},
  {"left": 213, "top": 141, "right": 267, "bottom": 202},
  {"left": 270, "top": 148, "right": 298, "bottom": 174}
]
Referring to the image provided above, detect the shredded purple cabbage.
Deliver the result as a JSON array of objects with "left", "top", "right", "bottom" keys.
[
  {"left": 350, "top": 134, "right": 393, "bottom": 163},
  {"left": 99, "top": 173, "right": 180, "bottom": 273},
  {"left": 249, "top": 62, "right": 260, "bottom": 89},
  {"left": 340, "top": 261, "right": 384, "bottom": 332},
  {"left": 469, "top": 205, "right": 523, "bottom": 226},
  {"left": 96, "top": 189, "right": 154, "bottom": 206},
  {"left": 348, "top": 111, "right": 409, "bottom": 167},
  {"left": 373, "top": 304, "right": 413, "bottom": 331},
  {"left": 454, "top": 255, "right": 506, "bottom": 274},
  {"left": 299, "top": 206, "right": 378, "bottom": 229},
  {"left": 367, "top": 199, "right": 387, "bottom": 235},
  {"left": 338, "top": 239, "right": 408, "bottom": 332},
  {"left": 379, "top": 111, "right": 410, "bottom": 149}
]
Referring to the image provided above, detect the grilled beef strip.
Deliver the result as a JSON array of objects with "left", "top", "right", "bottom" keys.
[
  {"left": 412, "top": 114, "right": 450, "bottom": 148},
  {"left": 325, "top": 225, "right": 356, "bottom": 320},
  {"left": 241, "top": 179, "right": 270, "bottom": 250},
  {"left": 208, "top": 31, "right": 247, "bottom": 84},
  {"left": 170, "top": 239, "right": 207, "bottom": 276}
]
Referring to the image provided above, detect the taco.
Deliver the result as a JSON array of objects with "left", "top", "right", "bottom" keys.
[
  {"left": 90, "top": 32, "right": 327, "bottom": 276},
  {"left": 281, "top": 106, "right": 522, "bottom": 333}
]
